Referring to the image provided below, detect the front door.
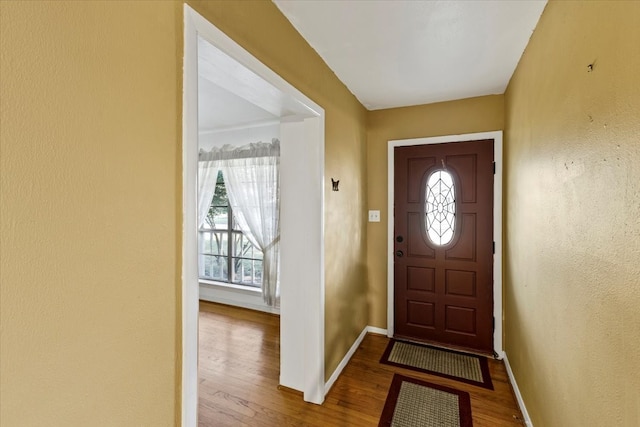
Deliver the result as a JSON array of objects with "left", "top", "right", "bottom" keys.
[{"left": 393, "top": 140, "right": 494, "bottom": 354}]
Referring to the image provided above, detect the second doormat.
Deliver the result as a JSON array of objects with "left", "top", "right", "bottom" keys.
[
  {"left": 379, "top": 374, "right": 473, "bottom": 427},
  {"left": 380, "top": 339, "right": 493, "bottom": 389}
]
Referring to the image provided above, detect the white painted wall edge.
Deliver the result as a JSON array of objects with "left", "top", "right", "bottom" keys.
[
  {"left": 324, "top": 326, "right": 389, "bottom": 395},
  {"left": 182, "top": 7, "right": 200, "bottom": 427},
  {"left": 301, "top": 115, "right": 326, "bottom": 405},
  {"left": 199, "top": 283, "right": 280, "bottom": 315},
  {"left": 502, "top": 352, "right": 534, "bottom": 427}
]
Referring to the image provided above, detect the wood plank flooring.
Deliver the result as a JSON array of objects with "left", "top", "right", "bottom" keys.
[{"left": 198, "top": 301, "right": 525, "bottom": 426}]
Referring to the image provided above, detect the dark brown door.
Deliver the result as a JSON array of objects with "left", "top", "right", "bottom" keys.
[{"left": 394, "top": 140, "right": 494, "bottom": 354}]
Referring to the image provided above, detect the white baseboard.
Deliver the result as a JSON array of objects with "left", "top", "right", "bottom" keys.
[
  {"left": 199, "top": 283, "right": 280, "bottom": 315},
  {"left": 324, "top": 326, "right": 388, "bottom": 395},
  {"left": 367, "top": 326, "right": 388, "bottom": 336},
  {"left": 503, "top": 352, "right": 533, "bottom": 427}
]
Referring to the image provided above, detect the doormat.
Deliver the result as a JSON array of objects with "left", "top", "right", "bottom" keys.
[
  {"left": 380, "top": 339, "right": 493, "bottom": 390},
  {"left": 379, "top": 374, "right": 473, "bottom": 427}
]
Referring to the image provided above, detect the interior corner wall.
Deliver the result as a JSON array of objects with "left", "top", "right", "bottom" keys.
[
  {"left": 185, "top": 0, "right": 369, "bottom": 381},
  {"left": 365, "top": 96, "right": 504, "bottom": 329},
  {"left": 504, "top": 1, "right": 640, "bottom": 425},
  {"left": 0, "top": 1, "right": 182, "bottom": 425}
]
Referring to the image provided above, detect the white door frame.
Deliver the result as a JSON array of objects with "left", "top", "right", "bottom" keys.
[
  {"left": 386, "top": 131, "right": 504, "bottom": 357},
  {"left": 182, "top": 6, "right": 326, "bottom": 426}
]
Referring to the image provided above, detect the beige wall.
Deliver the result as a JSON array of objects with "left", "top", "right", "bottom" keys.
[
  {"left": 366, "top": 96, "right": 504, "bottom": 328},
  {"left": 504, "top": 1, "right": 640, "bottom": 425},
  {"left": 185, "top": 0, "right": 370, "bottom": 382},
  {"left": 0, "top": 1, "right": 181, "bottom": 425},
  {"left": 1, "top": 3, "right": 369, "bottom": 424}
]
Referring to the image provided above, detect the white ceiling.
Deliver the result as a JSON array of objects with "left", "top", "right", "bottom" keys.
[
  {"left": 198, "top": 1, "right": 547, "bottom": 131},
  {"left": 198, "top": 77, "right": 277, "bottom": 132},
  {"left": 273, "top": 0, "right": 547, "bottom": 110},
  {"left": 197, "top": 36, "right": 308, "bottom": 133}
]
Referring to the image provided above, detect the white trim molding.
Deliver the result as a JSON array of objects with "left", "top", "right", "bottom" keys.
[
  {"left": 367, "top": 326, "right": 388, "bottom": 336},
  {"left": 503, "top": 352, "right": 534, "bottom": 427},
  {"left": 182, "top": 9, "right": 199, "bottom": 427},
  {"left": 386, "top": 131, "right": 504, "bottom": 356},
  {"left": 324, "top": 326, "right": 389, "bottom": 395}
]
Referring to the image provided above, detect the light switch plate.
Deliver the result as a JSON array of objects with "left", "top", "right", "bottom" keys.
[{"left": 368, "top": 210, "right": 381, "bottom": 222}]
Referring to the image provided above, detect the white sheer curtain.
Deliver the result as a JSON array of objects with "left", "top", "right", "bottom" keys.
[
  {"left": 200, "top": 139, "right": 281, "bottom": 307},
  {"left": 197, "top": 153, "right": 221, "bottom": 278},
  {"left": 197, "top": 157, "right": 220, "bottom": 229}
]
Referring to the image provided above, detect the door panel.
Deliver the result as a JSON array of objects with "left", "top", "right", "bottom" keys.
[
  {"left": 445, "top": 213, "right": 476, "bottom": 261},
  {"left": 394, "top": 140, "right": 494, "bottom": 353},
  {"left": 407, "top": 212, "right": 435, "bottom": 258}
]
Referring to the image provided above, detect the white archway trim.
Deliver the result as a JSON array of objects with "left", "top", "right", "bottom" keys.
[
  {"left": 386, "top": 131, "right": 504, "bottom": 357},
  {"left": 183, "top": 5, "right": 326, "bottom": 426}
]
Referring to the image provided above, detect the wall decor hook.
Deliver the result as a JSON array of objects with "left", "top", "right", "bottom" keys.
[{"left": 331, "top": 178, "right": 340, "bottom": 191}]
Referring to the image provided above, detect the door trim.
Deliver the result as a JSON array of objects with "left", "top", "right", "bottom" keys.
[{"left": 386, "top": 131, "right": 503, "bottom": 357}]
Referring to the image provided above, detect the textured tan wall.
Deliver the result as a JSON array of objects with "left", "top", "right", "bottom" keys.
[
  {"left": 504, "top": 1, "right": 640, "bottom": 425},
  {"left": 366, "top": 96, "right": 504, "bottom": 328},
  {"left": 0, "top": 1, "right": 181, "bottom": 425}
]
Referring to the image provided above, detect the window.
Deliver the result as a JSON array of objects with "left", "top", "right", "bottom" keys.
[
  {"left": 199, "top": 171, "right": 263, "bottom": 287},
  {"left": 425, "top": 169, "right": 456, "bottom": 246}
]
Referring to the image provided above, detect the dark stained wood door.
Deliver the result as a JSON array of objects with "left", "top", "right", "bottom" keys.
[{"left": 394, "top": 140, "right": 494, "bottom": 354}]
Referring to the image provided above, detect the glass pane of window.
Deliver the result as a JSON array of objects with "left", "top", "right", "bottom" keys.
[
  {"left": 202, "top": 255, "right": 211, "bottom": 278},
  {"left": 204, "top": 255, "right": 227, "bottom": 281},
  {"left": 218, "top": 256, "right": 228, "bottom": 281},
  {"left": 217, "top": 232, "right": 228, "bottom": 256},
  {"left": 204, "top": 172, "right": 228, "bottom": 230},
  {"left": 205, "top": 206, "right": 228, "bottom": 231},
  {"left": 213, "top": 170, "right": 228, "bottom": 205},
  {"left": 234, "top": 233, "right": 261, "bottom": 259},
  {"left": 231, "top": 257, "right": 242, "bottom": 283},
  {"left": 231, "top": 214, "right": 247, "bottom": 232},
  {"left": 201, "top": 231, "right": 212, "bottom": 254},
  {"left": 206, "top": 232, "right": 215, "bottom": 255},
  {"left": 425, "top": 170, "right": 456, "bottom": 246},
  {"left": 201, "top": 255, "right": 227, "bottom": 281},
  {"left": 230, "top": 258, "right": 260, "bottom": 287},
  {"left": 254, "top": 260, "right": 262, "bottom": 283},
  {"left": 233, "top": 233, "right": 243, "bottom": 257},
  {"left": 198, "top": 170, "right": 265, "bottom": 287},
  {"left": 241, "top": 259, "right": 253, "bottom": 283}
]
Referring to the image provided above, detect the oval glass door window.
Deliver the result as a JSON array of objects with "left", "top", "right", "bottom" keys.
[{"left": 425, "top": 170, "right": 456, "bottom": 245}]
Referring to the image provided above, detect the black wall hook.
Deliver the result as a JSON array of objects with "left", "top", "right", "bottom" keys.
[{"left": 331, "top": 178, "right": 340, "bottom": 191}]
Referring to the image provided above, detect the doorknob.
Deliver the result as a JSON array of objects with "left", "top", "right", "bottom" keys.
[
  {"left": 396, "top": 235, "right": 404, "bottom": 243},
  {"left": 395, "top": 250, "right": 404, "bottom": 258}
]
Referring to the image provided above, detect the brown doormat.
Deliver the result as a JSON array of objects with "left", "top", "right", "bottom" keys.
[
  {"left": 379, "top": 374, "right": 473, "bottom": 427},
  {"left": 380, "top": 339, "right": 493, "bottom": 390}
]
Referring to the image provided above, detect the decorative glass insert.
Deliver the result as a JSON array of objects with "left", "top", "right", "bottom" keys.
[{"left": 425, "top": 170, "right": 456, "bottom": 245}]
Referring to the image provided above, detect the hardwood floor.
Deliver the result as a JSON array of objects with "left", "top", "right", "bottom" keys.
[{"left": 198, "top": 301, "right": 525, "bottom": 426}]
